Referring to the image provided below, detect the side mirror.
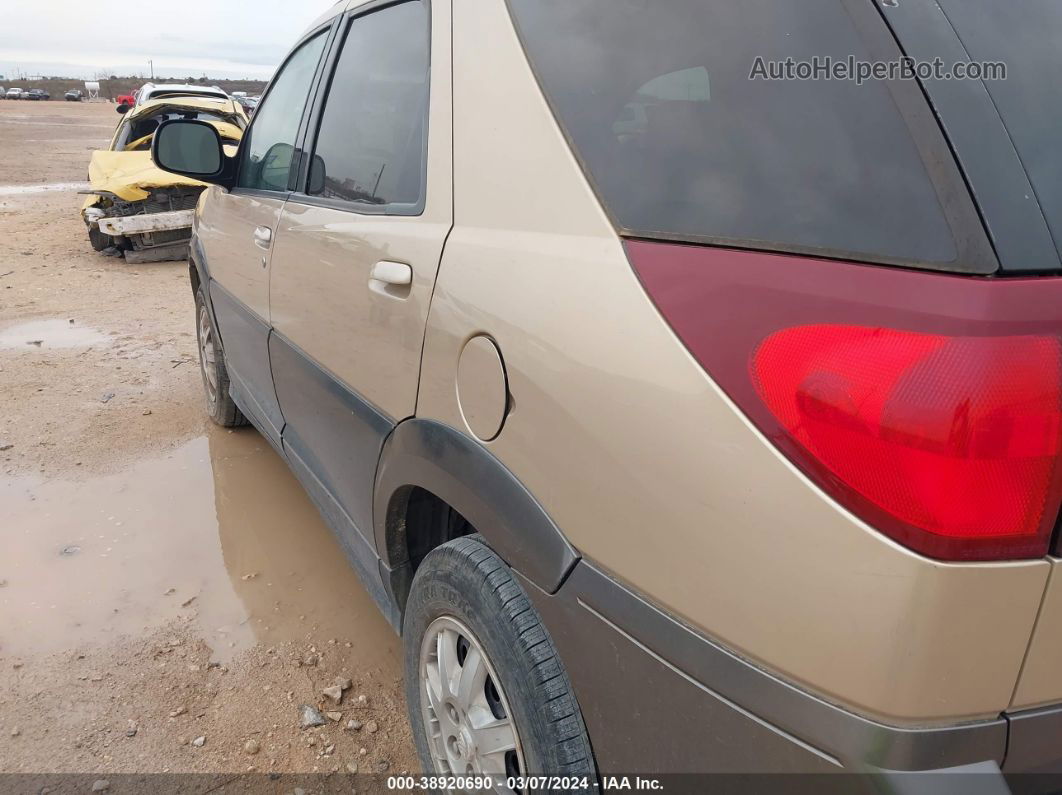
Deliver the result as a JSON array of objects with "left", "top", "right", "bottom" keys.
[
  {"left": 152, "top": 119, "right": 233, "bottom": 187},
  {"left": 116, "top": 103, "right": 130, "bottom": 115}
]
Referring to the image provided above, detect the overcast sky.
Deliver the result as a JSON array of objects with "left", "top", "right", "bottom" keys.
[{"left": 0, "top": 1, "right": 331, "bottom": 81}]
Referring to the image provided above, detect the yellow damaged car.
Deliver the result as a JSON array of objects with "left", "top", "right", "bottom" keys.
[{"left": 82, "top": 96, "right": 247, "bottom": 263}]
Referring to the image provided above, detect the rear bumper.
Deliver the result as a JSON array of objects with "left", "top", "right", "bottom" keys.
[
  {"left": 97, "top": 209, "right": 194, "bottom": 237},
  {"left": 524, "top": 560, "right": 1062, "bottom": 781},
  {"left": 1005, "top": 704, "right": 1062, "bottom": 774}
]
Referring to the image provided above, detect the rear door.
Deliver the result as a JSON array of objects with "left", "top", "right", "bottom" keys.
[
  {"left": 268, "top": 0, "right": 452, "bottom": 542},
  {"left": 199, "top": 28, "right": 330, "bottom": 440}
]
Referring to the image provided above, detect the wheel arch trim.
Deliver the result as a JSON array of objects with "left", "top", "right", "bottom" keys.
[
  {"left": 189, "top": 234, "right": 210, "bottom": 286},
  {"left": 189, "top": 234, "right": 225, "bottom": 353},
  {"left": 373, "top": 418, "right": 580, "bottom": 594}
]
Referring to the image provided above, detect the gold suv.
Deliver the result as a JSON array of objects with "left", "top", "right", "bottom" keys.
[{"left": 150, "top": 0, "right": 1062, "bottom": 786}]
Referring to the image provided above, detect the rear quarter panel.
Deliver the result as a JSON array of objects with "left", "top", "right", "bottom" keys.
[
  {"left": 1012, "top": 558, "right": 1062, "bottom": 710},
  {"left": 414, "top": 0, "right": 1051, "bottom": 724}
]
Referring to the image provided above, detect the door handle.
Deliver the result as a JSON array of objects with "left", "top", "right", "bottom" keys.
[
  {"left": 253, "top": 226, "right": 272, "bottom": 250},
  {"left": 369, "top": 260, "right": 412, "bottom": 286}
]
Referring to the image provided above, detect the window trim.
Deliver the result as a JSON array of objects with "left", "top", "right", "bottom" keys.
[
  {"left": 231, "top": 18, "right": 341, "bottom": 200},
  {"left": 286, "top": 0, "right": 433, "bottom": 218},
  {"left": 878, "top": 0, "right": 1061, "bottom": 274},
  {"left": 504, "top": 0, "right": 999, "bottom": 275},
  {"left": 110, "top": 118, "right": 129, "bottom": 151}
]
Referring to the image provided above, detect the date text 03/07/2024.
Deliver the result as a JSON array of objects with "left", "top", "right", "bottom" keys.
[{"left": 384, "top": 776, "right": 664, "bottom": 791}]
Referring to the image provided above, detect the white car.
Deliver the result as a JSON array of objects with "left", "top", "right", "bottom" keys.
[
  {"left": 5, "top": 87, "right": 23, "bottom": 99},
  {"left": 133, "top": 83, "right": 227, "bottom": 107}
]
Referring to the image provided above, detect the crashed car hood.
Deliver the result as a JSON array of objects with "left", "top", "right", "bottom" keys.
[
  {"left": 86, "top": 150, "right": 208, "bottom": 202},
  {"left": 84, "top": 140, "right": 239, "bottom": 204}
]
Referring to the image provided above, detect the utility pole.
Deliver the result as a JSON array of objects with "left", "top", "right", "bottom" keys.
[{"left": 149, "top": 60, "right": 154, "bottom": 80}]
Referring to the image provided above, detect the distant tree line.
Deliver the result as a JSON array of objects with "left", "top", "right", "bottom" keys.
[{"left": 0, "top": 75, "right": 269, "bottom": 100}]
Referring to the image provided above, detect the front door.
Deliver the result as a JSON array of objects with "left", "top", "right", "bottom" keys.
[
  {"left": 268, "top": 0, "right": 452, "bottom": 542},
  {"left": 200, "top": 28, "right": 330, "bottom": 440}
]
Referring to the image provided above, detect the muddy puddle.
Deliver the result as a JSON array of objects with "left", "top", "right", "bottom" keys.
[
  {"left": 0, "top": 318, "right": 110, "bottom": 350},
  {"left": 0, "top": 181, "right": 90, "bottom": 196},
  {"left": 0, "top": 429, "right": 401, "bottom": 670}
]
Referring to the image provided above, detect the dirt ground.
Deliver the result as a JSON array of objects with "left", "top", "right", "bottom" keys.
[{"left": 0, "top": 101, "right": 418, "bottom": 781}]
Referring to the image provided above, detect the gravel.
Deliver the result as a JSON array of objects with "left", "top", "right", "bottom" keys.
[{"left": 298, "top": 704, "right": 327, "bottom": 729}]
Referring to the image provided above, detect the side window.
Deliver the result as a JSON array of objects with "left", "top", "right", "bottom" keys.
[
  {"left": 508, "top": 0, "right": 967, "bottom": 267},
  {"left": 306, "top": 0, "right": 429, "bottom": 211},
  {"left": 237, "top": 32, "right": 328, "bottom": 192}
]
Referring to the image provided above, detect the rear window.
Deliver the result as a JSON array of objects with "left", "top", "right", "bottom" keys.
[
  {"left": 934, "top": 0, "right": 1062, "bottom": 263},
  {"left": 507, "top": 0, "right": 968, "bottom": 267},
  {"left": 116, "top": 110, "right": 241, "bottom": 150},
  {"left": 147, "top": 90, "right": 225, "bottom": 101}
]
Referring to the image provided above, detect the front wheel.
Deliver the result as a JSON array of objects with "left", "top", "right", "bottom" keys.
[
  {"left": 403, "top": 536, "right": 596, "bottom": 790},
  {"left": 194, "top": 287, "right": 247, "bottom": 427},
  {"left": 88, "top": 225, "right": 113, "bottom": 252}
]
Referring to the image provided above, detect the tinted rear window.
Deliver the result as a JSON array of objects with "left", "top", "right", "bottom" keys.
[
  {"left": 508, "top": 0, "right": 963, "bottom": 266},
  {"left": 935, "top": 0, "right": 1062, "bottom": 263}
]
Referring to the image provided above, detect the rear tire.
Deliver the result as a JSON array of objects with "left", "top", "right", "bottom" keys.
[
  {"left": 404, "top": 535, "right": 596, "bottom": 789},
  {"left": 194, "top": 287, "right": 247, "bottom": 428}
]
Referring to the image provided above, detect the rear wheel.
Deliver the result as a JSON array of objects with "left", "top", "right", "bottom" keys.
[
  {"left": 194, "top": 287, "right": 247, "bottom": 427},
  {"left": 404, "top": 536, "right": 596, "bottom": 791}
]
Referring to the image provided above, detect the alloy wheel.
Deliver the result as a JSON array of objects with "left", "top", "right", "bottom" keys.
[
  {"left": 197, "top": 303, "right": 218, "bottom": 406},
  {"left": 419, "top": 615, "right": 525, "bottom": 790}
]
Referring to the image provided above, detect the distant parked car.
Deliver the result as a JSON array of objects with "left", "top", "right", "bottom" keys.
[
  {"left": 233, "top": 95, "right": 258, "bottom": 114},
  {"left": 65, "top": 89, "right": 84, "bottom": 102},
  {"left": 6, "top": 88, "right": 23, "bottom": 99},
  {"left": 23, "top": 89, "right": 49, "bottom": 101}
]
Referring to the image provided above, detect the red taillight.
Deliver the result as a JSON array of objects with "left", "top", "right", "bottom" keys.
[
  {"left": 752, "top": 326, "right": 1062, "bottom": 556},
  {"left": 627, "top": 240, "right": 1062, "bottom": 561}
]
